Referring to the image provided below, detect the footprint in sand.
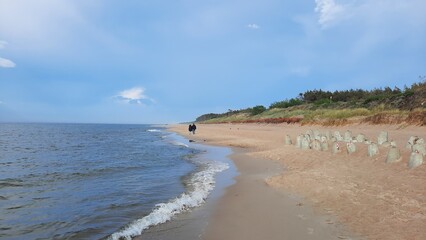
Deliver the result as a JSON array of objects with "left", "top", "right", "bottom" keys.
[
  {"left": 297, "top": 214, "right": 307, "bottom": 220},
  {"left": 307, "top": 227, "right": 314, "bottom": 235}
]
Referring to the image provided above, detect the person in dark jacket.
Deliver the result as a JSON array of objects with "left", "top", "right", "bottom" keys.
[
  {"left": 191, "top": 123, "right": 197, "bottom": 134},
  {"left": 188, "top": 124, "right": 193, "bottom": 134}
]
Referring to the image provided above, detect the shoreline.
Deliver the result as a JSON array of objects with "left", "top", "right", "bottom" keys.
[
  {"left": 169, "top": 123, "right": 426, "bottom": 240},
  {"left": 202, "top": 148, "right": 359, "bottom": 240},
  {"left": 133, "top": 132, "right": 237, "bottom": 240}
]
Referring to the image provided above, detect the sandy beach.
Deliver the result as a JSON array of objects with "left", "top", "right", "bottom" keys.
[{"left": 169, "top": 123, "right": 426, "bottom": 240}]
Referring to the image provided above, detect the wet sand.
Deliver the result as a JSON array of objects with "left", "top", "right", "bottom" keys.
[
  {"left": 203, "top": 149, "right": 358, "bottom": 240},
  {"left": 169, "top": 123, "right": 426, "bottom": 240}
]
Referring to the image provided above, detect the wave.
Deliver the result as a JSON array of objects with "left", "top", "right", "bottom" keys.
[
  {"left": 170, "top": 140, "right": 189, "bottom": 148},
  {"left": 108, "top": 160, "right": 229, "bottom": 240},
  {"left": 146, "top": 129, "right": 162, "bottom": 132}
]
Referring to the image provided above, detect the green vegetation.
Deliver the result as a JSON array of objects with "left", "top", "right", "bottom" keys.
[
  {"left": 196, "top": 79, "right": 426, "bottom": 126},
  {"left": 249, "top": 105, "right": 267, "bottom": 115},
  {"left": 269, "top": 98, "right": 303, "bottom": 109}
]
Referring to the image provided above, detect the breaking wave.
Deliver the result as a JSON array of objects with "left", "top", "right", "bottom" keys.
[
  {"left": 146, "top": 129, "right": 162, "bottom": 132},
  {"left": 108, "top": 160, "right": 229, "bottom": 240}
]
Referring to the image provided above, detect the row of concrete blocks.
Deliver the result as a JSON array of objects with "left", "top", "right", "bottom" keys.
[{"left": 284, "top": 130, "right": 425, "bottom": 169}]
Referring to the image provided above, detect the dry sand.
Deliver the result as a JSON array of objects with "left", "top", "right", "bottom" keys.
[{"left": 169, "top": 123, "right": 426, "bottom": 240}]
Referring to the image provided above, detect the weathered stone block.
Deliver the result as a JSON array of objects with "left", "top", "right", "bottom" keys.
[
  {"left": 356, "top": 134, "right": 366, "bottom": 143},
  {"left": 332, "top": 142, "right": 341, "bottom": 154},
  {"left": 313, "top": 130, "right": 321, "bottom": 140},
  {"left": 412, "top": 143, "right": 426, "bottom": 156},
  {"left": 408, "top": 152, "right": 424, "bottom": 169},
  {"left": 284, "top": 135, "right": 292, "bottom": 145},
  {"left": 406, "top": 136, "right": 418, "bottom": 149},
  {"left": 378, "top": 131, "right": 388, "bottom": 145},
  {"left": 296, "top": 135, "right": 303, "bottom": 148},
  {"left": 368, "top": 143, "right": 379, "bottom": 157},
  {"left": 301, "top": 137, "right": 310, "bottom": 150},
  {"left": 346, "top": 142, "right": 356, "bottom": 154},
  {"left": 334, "top": 131, "right": 343, "bottom": 141},
  {"left": 304, "top": 134, "right": 312, "bottom": 144},
  {"left": 344, "top": 130, "right": 352, "bottom": 142},
  {"left": 325, "top": 130, "right": 331, "bottom": 140},
  {"left": 386, "top": 147, "right": 402, "bottom": 163},
  {"left": 311, "top": 139, "right": 321, "bottom": 151},
  {"left": 408, "top": 152, "right": 423, "bottom": 169},
  {"left": 321, "top": 141, "right": 329, "bottom": 151}
]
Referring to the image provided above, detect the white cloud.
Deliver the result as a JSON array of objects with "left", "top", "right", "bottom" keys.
[
  {"left": 247, "top": 24, "right": 260, "bottom": 29},
  {"left": 0, "top": 57, "right": 16, "bottom": 68},
  {"left": 115, "top": 87, "right": 154, "bottom": 105},
  {"left": 315, "top": 0, "right": 345, "bottom": 28},
  {"left": 0, "top": 40, "right": 15, "bottom": 68}
]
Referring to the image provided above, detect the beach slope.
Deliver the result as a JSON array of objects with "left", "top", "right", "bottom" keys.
[{"left": 170, "top": 123, "right": 426, "bottom": 240}]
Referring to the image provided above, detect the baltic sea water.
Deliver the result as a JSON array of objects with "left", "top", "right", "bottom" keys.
[{"left": 0, "top": 123, "right": 230, "bottom": 239}]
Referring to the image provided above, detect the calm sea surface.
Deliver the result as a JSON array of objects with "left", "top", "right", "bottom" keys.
[{"left": 0, "top": 123, "right": 228, "bottom": 240}]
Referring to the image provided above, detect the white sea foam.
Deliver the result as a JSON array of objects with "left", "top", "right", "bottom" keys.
[
  {"left": 147, "top": 129, "right": 161, "bottom": 132},
  {"left": 108, "top": 160, "right": 229, "bottom": 240},
  {"left": 171, "top": 141, "right": 189, "bottom": 148}
]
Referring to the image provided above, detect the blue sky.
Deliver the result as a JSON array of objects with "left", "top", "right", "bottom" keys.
[{"left": 0, "top": 0, "right": 425, "bottom": 124}]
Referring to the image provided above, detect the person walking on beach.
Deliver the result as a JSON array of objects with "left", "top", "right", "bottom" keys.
[
  {"left": 191, "top": 123, "right": 197, "bottom": 134},
  {"left": 188, "top": 124, "right": 193, "bottom": 134}
]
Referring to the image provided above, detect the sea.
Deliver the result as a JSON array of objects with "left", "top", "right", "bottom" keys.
[{"left": 0, "top": 123, "right": 234, "bottom": 240}]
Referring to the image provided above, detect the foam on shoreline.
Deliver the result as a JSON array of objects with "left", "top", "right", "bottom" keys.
[{"left": 108, "top": 135, "right": 229, "bottom": 240}]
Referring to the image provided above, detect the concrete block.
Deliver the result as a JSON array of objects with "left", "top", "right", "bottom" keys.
[
  {"left": 313, "top": 130, "right": 321, "bottom": 140},
  {"left": 332, "top": 142, "right": 341, "bottom": 154},
  {"left": 296, "top": 135, "right": 303, "bottom": 148},
  {"left": 344, "top": 130, "right": 352, "bottom": 142},
  {"left": 406, "top": 136, "right": 418, "bottom": 149},
  {"left": 301, "top": 137, "right": 310, "bottom": 150},
  {"left": 378, "top": 131, "right": 388, "bottom": 145},
  {"left": 356, "top": 134, "right": 366, "bottom": 143},
  {"left": 325, "top": 130, "right": 331, "bottom": 140},
  {"left": 386, "top": 147, "right": 402, "bottom": 163},
  {"left": 346, "top": 142, "right": 356, "bottom": 154},
  {"left": 304, "top": 134, "right": 312, "bottom": 144},
  {"left": 408, "top": 152, "right": 424, "bottom": 169},
  {"left": 312, "top": 139, "right": 321, "bottom": 151},
  {"left": 334, "top": 131, "right": 343, "bottom": 141},
  {"left": 368, "top": 143, "right": 379, "bottom": 157},
  {"left": 412, "top": 143, "right": 426, "bottom": 156},
  {"left": 321, "top": 141, "right": 329, "bottom": 151},
  {"left": 284, "top": 135, "right": 292, "bottom": 145}
]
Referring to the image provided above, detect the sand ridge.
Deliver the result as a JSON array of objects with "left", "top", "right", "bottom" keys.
[{"left": 170, "top": 123, "right": 426, "bottom": 240}]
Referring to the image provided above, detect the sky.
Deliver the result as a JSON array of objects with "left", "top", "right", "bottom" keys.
[{"left": 0, "top": 0, "right": 425, "bottom": 124}]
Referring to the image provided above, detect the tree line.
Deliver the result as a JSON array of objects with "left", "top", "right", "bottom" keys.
[{"left": 196, "top": 79, "right": 426, "bottom": 121}]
